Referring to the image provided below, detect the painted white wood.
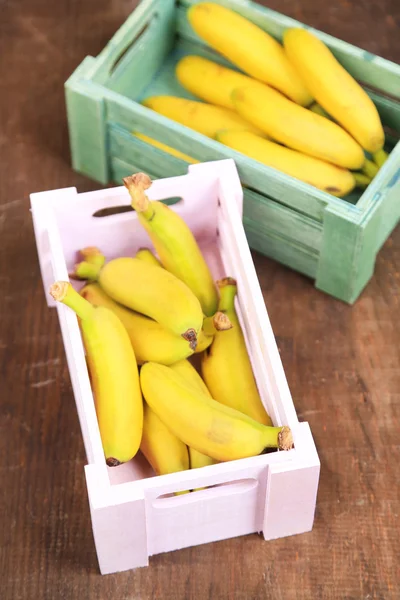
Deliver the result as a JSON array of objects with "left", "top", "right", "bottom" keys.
[{"left": 30, "top": 159, "right": 320, "bottom": 575}]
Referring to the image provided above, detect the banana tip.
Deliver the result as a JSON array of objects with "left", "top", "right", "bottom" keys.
[
  {"left": 278, "top": 426, "right": 294, "bottom": 451},
  {"left": 49, "top": 281, "right": 69, "bottom": 302},
  {"left": 106, "top": 457, "right": 121, "bottom": 467},
  {"left": 182, "top": 328, "right": 198, "bottom": 351}
]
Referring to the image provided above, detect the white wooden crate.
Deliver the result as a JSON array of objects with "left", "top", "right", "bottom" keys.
[{"left": 30, "top": 159, "right": 320, "bottom": 575}]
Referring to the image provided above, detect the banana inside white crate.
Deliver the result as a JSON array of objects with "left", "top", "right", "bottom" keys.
[{"left": 30, "top": 159, "right": 320, "bottom": 576}]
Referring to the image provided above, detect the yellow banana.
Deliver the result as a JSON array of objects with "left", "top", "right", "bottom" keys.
[
  {"left": 123, "top": 173, "right": 218, "bottom": 317},
  {"left": 80, "top": 283, "right": 195, "bottom": 365},
  {"left": 232, "top": 85, "right": 365, "bottom": 170},
  {"left": 73, "top": 248, "right": 203, "bottom": 347},
  {"left": 142, "top": 95, "right": 263, "bottom": 138},
  {"left": 216, "top": 130, "right": 356, "bottom": 197},
  {"left": 169, "top": 359, "right": 217, "bottom": 471},
  {"left": 140, "top": 362, "right": 293, "bottom": 462},
  {"left": 187, "top": 2, "right": 312, "bottom": 106},
  {"left": 140, "top": 402, "right": 189, "bottom": 486},
  {"left": 169, "top": 359, "right": 210, "bottom": 396},
  {"left": 49, "top": 281, "right": 143, "bottom": 466},
  {"left": 135, "top": 247, "right": 162, "bottom": 267},
  {"left": 132, "top": 132, "right": 199, "bottom": 163},
  {"left": 201, "top": 278, "right": 273, "bottom": 427},
  {"left": 176, "top": 55, "right": 259, "bottom": 111},
  {"left": 283, "top": 28, "right": 385, "bottom": 153},
  {"left": 195, "top": 311, "right": 233, "bottom": 353}
]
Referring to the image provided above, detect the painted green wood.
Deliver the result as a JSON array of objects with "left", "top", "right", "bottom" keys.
[
  {"left": 242, "top": 188, "right": 323, "bottom": 252},
  {"left": 64, "top": 57, "right": 109, "bottom": 184},
  {"left": 64, "top": 0, "right": 400, "bottom": 304},
  {"left": 244, "top": 220, "right": 319, "bottom": 280},
  {"left": 106, "top": 112, "right": 341, "bottom": 221},
  {"left": 86, "top": 0, "right": 172, "bottom": 84},
  {"left": 109, "top": 142, "right": 323, "bottom": 253},
  {"left": 178, "top": 1, "right": 400, "bottom": 99}
]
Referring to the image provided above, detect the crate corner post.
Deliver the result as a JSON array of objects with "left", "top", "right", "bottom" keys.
[
  {"left": 85, "top": 465, "right": 149, "bottom": 576},
  {"left": 263, "top": 422, "right": 320, "bottom": 541},
  {"left": 315, "top": 204, "right": 376, "bottom": 304},
  {"left": 65, "top": 60, "right": 110, "bottom": 185}
]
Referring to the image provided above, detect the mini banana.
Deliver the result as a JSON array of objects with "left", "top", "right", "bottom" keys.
[
  {"left": 201, "top": 278, "right": 273, "bottom": 426},
  {"left": 142, "top": 95, "right": 263, "bottom": 138},
  {"left": 232, "top": 85, "right": 365, "bottom": 170},
  {"left": 283, "top": 28, "right": 385, "bottom": 153},
  {"left": 140, "top": 362, "right": 293, "bottom": 462},
  {"left": 140, "top": 402, "right": 190, "bottom": 489},
  {"left": 176, "top": 55, "right": 260, "bottom": 111},
  {"left": 49, "top": 281, "right": 143, "bottom": 466},
  {"left": 216, "top": 130, "right": 356, "bottom": 197},
  {"left": 135, "top": 247, "right": 162, "bottom": 267},
  {"left": 132, "top": 132, "right": 199, "bottom": 164},
  {"left": 72, "top": 248, "right": 203, "bottom": 347},
  {"left": 187, "top": 2, "right": 313, "bottom": 106},
  {"left": 170, "top": 359, "right": 217, "bottom": 471},
  {"left": 80, "top": 283, "right": 195, "bottom": 365},
  {"left": 124, "top": 173, "right": 218, "bottom": 317}
]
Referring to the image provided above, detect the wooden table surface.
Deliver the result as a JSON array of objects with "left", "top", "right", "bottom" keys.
[{"left": 1, "top": 1, "right": 399, "bottom": 598}]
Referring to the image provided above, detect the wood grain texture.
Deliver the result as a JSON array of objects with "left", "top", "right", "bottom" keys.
[{"left": 0, "top": 1, "right": 399, "bottom": 599}]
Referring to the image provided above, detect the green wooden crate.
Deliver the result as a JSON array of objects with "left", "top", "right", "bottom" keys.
[{"left": 65, "top": 0, "right": 400, "bottom": 304}]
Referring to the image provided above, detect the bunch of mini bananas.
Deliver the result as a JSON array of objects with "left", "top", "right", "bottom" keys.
[
  {"left": 135, "top": 2, "right": 388, "bottom": 198},
  {"left": 50, "top": 172, "right": 293, "bottom": 488}
]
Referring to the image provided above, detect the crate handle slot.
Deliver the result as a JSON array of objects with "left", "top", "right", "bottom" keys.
[
  {"left": 92, "top": 196, "right": 183, "bottom": 218},
  {"left": 151, "top": 478, "right": 259, "bottom": 508},
  {"left": 109, "top": 13, "right": 159, "bottom": 76}
]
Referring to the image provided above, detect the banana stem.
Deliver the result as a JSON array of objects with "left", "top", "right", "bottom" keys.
[
  {"left": 353, "top": 172, "right": 372, "bottom": 190},
  {"left": 362, "top": 158, "right": 379, "bottom": 179},
  {"left": 80, "top": 247, "right": 106, "bottom": 268},
  {"left": 49, "top": 281, "right": 95, "bottom": 321},
  {"left": 73, "top": 261, "right": 102, "bottom": 281},
  {"left": 202, "top": 311, "right": 233, "bottom": 336},
  {"left": 261, "top": 425, "right": 294, "bottom": 451},
  {"left": 373, "top": 149, "right": 389, "bottom": 168},
  {"left": 277, "top": 426, "right": 294, "bottom": 451},
  {"left": 123, "top": 173, "right": 155, "bottom": 221},
  {"left": 216, "top": 277, "right": 237, "bottom": 312}
]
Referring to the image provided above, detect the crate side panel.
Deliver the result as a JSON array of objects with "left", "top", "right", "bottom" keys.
[
  {"left": 243, "top": 190, "right": 323, "bottom": 252},
  {"left": 109, "top": 146, "right": 322, "bottom": 252},
  {"left": 146, "top": 473, "right": 266, "bottom": 556},
  {"left": 178, "top": 1, "right": 400, "bottom": 98},
  {"left": 104, "top": 1, "right": 176, "bottom": 99},
  {"left": 65, "top": 74, "right": 109, "bottom": 185},
  {"left": 316, "top": 209, "right": 378, "bottom": 304},
  {"left": 244, "top": 223, "right": 319, "bottom": 280},
  {"left": 105, "top": 111, "right": 335, "bottom": 220},
  {"left": 375, "top": 182, "right": 400, "bottom": 252}
]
